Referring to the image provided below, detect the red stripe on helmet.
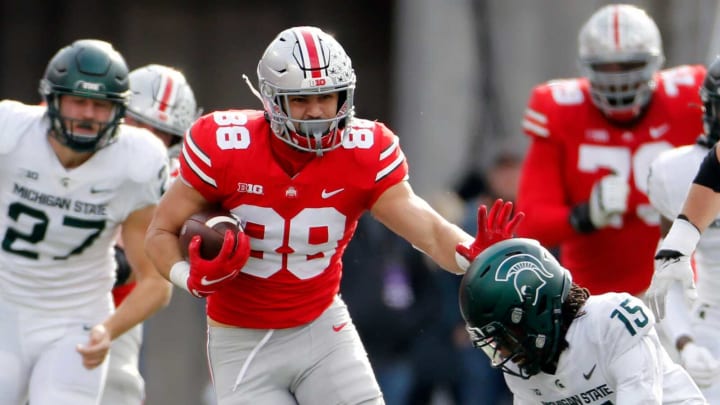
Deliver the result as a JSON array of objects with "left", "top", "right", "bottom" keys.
[
  {"left": 612, "top": 5, "right": 621, "bottom": 50},
  {"left": 158, "top": 75, "right": 174, "bottom": 112},
  {"left": 300, "top": 29, "right": 322, "bottom": 78}
]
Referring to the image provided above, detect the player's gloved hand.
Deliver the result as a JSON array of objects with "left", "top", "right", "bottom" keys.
[
  {"left": 171, "top": 230, "right": 250, "bottom": 298},
  {"left": 647, "top": 250, "right": 696, "bottom": 320},
  {"left": 455, "top": 198, "right": 525, "bottom": 271},
  {"left": 680, "top": 342, "right": 720, "bottom": 388},
  {"left": 588, "top": 174, "right": 629, "bottom": 228},
  {"left": 646, "top": 217, "right": 700, "bottom": 320}
]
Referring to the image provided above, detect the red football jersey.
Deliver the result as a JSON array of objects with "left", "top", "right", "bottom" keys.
[
  {"left": 517, "top": 65, "right": 705, "bottom": 295},
  {"left": 180, "top": 110, "right": 408, "bottom": 328}
]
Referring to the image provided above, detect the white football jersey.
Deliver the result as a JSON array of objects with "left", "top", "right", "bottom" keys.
[
  {"left": 506, "top": 293, "right": 705, "bottom": 404},
  {"left": 0, "top": 100, "right": 168, "bottom": 314},
  {"left": 648, "top": 144, "right": 720, "bottom": 305}
]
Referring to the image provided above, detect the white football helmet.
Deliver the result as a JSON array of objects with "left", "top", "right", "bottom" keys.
[
  {"left": 256, "top": 26, "right": 355, "bottom": 154},
  {"left": 127, "top": 64, "right": 201, "bottom": 138},
  {"left": 578, "top": 4, "right": 664, "bottom": 122}
]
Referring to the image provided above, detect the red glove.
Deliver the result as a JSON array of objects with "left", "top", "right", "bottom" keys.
[
  {"left": 184, "top": 230, "right": 250, "bottom": 297},
  {"left": 455, "top": 198, "right": 525, "bottom": 271}
]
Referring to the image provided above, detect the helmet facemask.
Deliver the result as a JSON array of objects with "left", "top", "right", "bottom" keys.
[
  {"left": 44, "top": 94, "right": 125, "bottom": 153},
  {"left": 579, "top": 58, "right": 662, "bottom": 122},
  {"left": 466, "top": 296, "right": 564, "bottom": 379},
  {"left": 256, "top": 26, "right": 356, "bottom": 156}
]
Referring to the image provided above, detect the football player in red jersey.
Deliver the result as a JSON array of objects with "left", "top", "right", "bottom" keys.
[
  {"left": 145, "top": 26, "right": 519, "bottom": 405},
  {"left": 516, "top": 4, "right": 705, "bottom": 296}
]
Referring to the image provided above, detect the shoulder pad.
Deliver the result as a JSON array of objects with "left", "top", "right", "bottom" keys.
[
  {"left": 0, "top": 100, "right": 46, "bottom": 154},
  {"left": 117, "top": 125, "right": 169, "bottom": 183},
  {"left": 523, "top": 79, "right": 589, "bottom": 140},
  {"left": 584, "top": 293, "right": 655, "bottom": 356},
  {"left": 658, "top": 65, "right": 706, "bottom": 99},
  {"left": 648, "top": 145, "right": 704, "bottom": 219}
]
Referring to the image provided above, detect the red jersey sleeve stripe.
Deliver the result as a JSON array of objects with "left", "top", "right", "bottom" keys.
[
  {"left": 380, "top": 136, "right": 399, "bottom": 160},
  {"left": 181, "top": 131, "right": 217, "bottom": 188},
  {"left": 522, "top": 108, "right": 550, "bottom": 138},
  {"left": 376, "top": 151, "right": 406, "bottom": 182}
]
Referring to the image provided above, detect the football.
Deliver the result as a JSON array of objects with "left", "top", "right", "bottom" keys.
[{"left": 178, "top": 210, "right": 241, "bottom": 260}]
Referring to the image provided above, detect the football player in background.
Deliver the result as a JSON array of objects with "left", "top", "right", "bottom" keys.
[
  {"left": 101, "top": 64, "right": 201, "bottom": 405},
  {"left": 0, "top": 40, "right": 171, "bottom": 404},
  {"left": 144, "top": 26, "right": 511, "bottom": 404},
  {"left": 516, "top": 3, "right": 704, "bottom": 296},
  {"left": 647, "top": 56, "right": 720, "bottom": 401},
  {"left": 459, "top": 237, "right": 707, "bottom": 404}
]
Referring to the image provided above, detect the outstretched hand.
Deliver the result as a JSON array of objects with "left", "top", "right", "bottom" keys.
[{"left": 455, "top": 198, "right": 525, "bottom": 271}]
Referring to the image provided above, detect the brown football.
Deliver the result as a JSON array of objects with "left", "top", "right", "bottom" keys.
[{"left": 178, "top": 210, "right": 241, "bottom": 260}]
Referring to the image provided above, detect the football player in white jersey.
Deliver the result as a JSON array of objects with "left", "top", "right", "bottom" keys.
[
  {"left": 647, "top": 56, "right": 720, "bottom": 400},
  {"left": 145, "top": 26, "right": 517, "bottom": 405},
  {"left": 460, "top": 238, "right": 707, "bottom": 404},
  {"left": 100, "top": 64, "right": 201, "bottom": 405},
  {"left": 0, "top": 39, "right": 172, "bottom": 405}
]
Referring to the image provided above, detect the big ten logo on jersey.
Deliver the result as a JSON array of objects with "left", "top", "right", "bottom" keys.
[
  {"left": 213, "top": 111, "right": 250, "bottom": 150},
  {"left": 342, "top": 120, "right": 375, "bottom": 149},
  {"left": 237, "top": 182, "right": 264, "bottom": 195}
]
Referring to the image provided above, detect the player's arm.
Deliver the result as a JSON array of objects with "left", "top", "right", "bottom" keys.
[
  {"left": 607, "top": 335, "right": 664, "bottom": 403},
  {"left": 649, "top": 145, "right": 720, "bottom": 319},
  {"left": 144, "top": 179, "right": 214, "bottom": 280},
  {"left": 76, "top": 204, "right": 172, "bottom": 369},
  {"left": 370, "top": 181, "right": 471, "bottom": 274},
  {"left": 516, "top": 137, "right": 576, "bottom": 246},
  {"left": 108, "top": 204, "right": 172, "bottom": 333}
]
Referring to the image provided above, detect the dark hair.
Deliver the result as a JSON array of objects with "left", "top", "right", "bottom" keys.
[{"left": 557, "top": 283, "right": 590, "bottom": 353}]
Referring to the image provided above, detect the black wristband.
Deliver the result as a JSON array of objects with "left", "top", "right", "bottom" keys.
[
  {"left": 569, "top": 203, "right": 596, "bottom": 234},
  {"left": 693, "top": 145, "right": 720, "bottom": 192}
]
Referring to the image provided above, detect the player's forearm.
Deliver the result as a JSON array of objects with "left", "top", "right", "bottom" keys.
[
  {"left": 430, "top": 221, "right": 472, "bottom": 274},
  {"left": 680, "top": 183, "right": 720, "bottom": 233},
  {"left": 145, "top": 228, "right": 186, "bottom": 280},
  {"left": 104, "top": 274, "right": 171, "bottom": 340}
]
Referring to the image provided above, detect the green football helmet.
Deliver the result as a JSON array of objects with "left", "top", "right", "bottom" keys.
[
  {"left": 39, "top": 39, "right": 130, "bottom": 152},
  {"left": 459, "top": 238, "right": 572, "bottom": 379}
]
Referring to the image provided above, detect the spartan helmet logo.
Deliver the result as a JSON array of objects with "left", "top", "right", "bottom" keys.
[{"left": 494, "top": 254, "right": 554, "bottom": 306}]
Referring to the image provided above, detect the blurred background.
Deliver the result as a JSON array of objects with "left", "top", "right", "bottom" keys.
[{"left": 2, "top": 0, "right": 719, "bottom": 404}]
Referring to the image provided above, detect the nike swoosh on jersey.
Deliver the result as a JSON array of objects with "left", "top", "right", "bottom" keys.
[
  {"left": 200, "top": 272, "right": 236, "bottom": 286},
  {"left": 332, "top": 322, "right": 348, "bottom": 332},
  {"left": 649, "top": 124, "right": 669, "bottom": 139},
  {"left": 583, "top": 364, "right": 597, "bottom": 380},
  {"left": 90, "top": 186, "right": 115, "bottom": 194},
  {"left": 321, "top": 188, "right": 345, "bottom": 199}
]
